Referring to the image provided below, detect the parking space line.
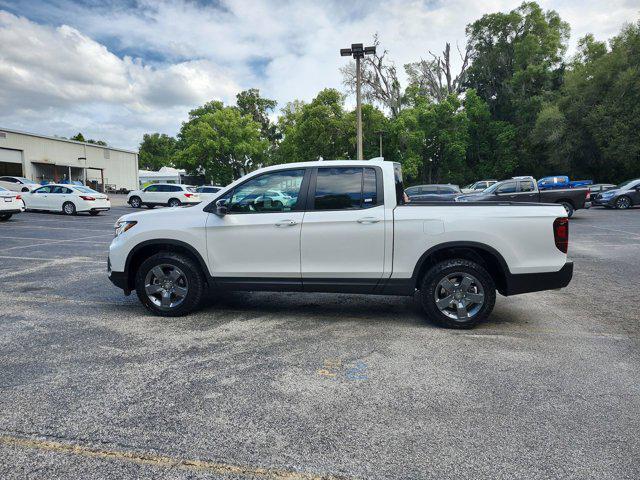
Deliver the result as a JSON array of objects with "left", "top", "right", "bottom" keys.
[
  {"left": 0, "top": 255, "right": 98, "bottom": 262},
  {"left": 0, "top": 257, "right": 100, "bottom": 279},
  {"left": 2, "top": 225, "right": 112, "bottom": 233},
  {"left": 586, "top": 224, "right": 640, "bottom": 238},
  {"left": 0, "top": 434, "right": 346, "bottom": 480},
  {"left": 0, "top": 235, "right": 111, "bottom": 244},
  {"left": 0, "top": 234, "right": 110, "bottom": 252}
]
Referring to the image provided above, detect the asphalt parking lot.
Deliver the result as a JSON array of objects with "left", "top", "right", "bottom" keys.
[{"left": 0, "top": 200, "right": 639, "bottom": 479}]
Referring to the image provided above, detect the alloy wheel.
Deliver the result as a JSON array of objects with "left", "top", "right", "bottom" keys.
[
  {"left": 144, "top": 264, "right": 189, "bottom": 310},
  {"left": 616, "top": 196, "right": 631, "bottom": 209},
  {"left": 434, "top": 272, "right": 485, "bottom": 321}
]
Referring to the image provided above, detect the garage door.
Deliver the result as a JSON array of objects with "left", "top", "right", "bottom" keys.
[
  {"left": 0, "top": 148, "right": 23, "bottom": 176},
  {"left": 0, "top": 148, "right": 22, "bottom": 164}
]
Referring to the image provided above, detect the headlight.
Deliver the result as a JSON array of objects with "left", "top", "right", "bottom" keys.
[{"left": 114, "top": 220, "right": 137, "bottom": 237}]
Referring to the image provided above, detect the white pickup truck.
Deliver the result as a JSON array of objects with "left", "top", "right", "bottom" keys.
[{"left": 108, "top": 160, "right": 573, "bottom": 328}]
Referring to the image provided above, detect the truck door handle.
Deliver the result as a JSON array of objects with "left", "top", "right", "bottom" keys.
[
  {"left": 357, "top": 217, "right": 381, "bottom": 224},
  {"left": 275, "top": 220, "right": 297, "bottom": 227}
]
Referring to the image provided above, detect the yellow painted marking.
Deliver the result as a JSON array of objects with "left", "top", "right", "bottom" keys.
[{"left": 0, "top": 435, "right": 349, "bottom": 479}]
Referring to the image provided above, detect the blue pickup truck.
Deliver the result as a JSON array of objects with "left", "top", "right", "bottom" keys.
[{"left": 538, "top": 176, "right": 593, "bottom": 190}]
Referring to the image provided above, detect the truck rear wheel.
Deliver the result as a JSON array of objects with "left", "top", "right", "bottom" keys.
[
  {"left": 135, "top": 252, "right": 205, "bottom": 317},
  {"left": 558, "top": 201, "right": 574, "bottom": 218},
  {"left": 419, "top": 259, "right": 496, "bottom": 329}
]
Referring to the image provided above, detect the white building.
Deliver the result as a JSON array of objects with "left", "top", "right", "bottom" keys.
[
  {"left": 138, "top": 166, "right": 186, "bottom": 187},
  {"left": 0, "top": 128, "right": 139, "bottom": 191}
]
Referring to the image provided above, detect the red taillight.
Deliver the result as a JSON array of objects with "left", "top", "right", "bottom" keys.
[
  {"left": 184, "top": 193, "right": 194, "bottom": 198},
  {"left": 585, "top": 190, "right": 591, "bottom": 200},
  {"left": 15, "top": 195, "right": 21, "bottom": 200},
  {"left": 80, "top": 195, "right": 96, "bottom": 201},
  {"left": 553, "top": 217, "right": 569, "bottom": 253}
]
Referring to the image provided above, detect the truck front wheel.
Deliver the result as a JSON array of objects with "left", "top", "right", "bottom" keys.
[
  {"left": 135, "top": 252, "right": 206, "bottom": 317},
  {"left": 419, "top": 259, "right": 496, "bottom": 329}
]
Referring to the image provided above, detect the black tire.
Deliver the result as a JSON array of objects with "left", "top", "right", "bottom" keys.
[
  {"left": 62, "top": 202, "right": 77, "bottom": 216},
  {"left": 419, "top": 258, "right": 496, "bottom": 329},
  {"left": 135, "top": 252, "right": 206, "bottom": 317},
  {"left": 168, "top": 198, "right": 181, "bottom": 208},
  {"left": 89, "top": 210, "right": 100, "bottom": 216},
  {"left": 615, "top": 196, "right": 632, "bottom": 209},
  {"left": 559, "top": 201, "right": 574, "bottom": 218},
  {"left": 129, "top": 196, "right": 142, "bottom": 208},
  {"left": 21, "top": 187, "right": 29, "bottom": 193},
  {"left": 0, "top": 213, "right": 12, "bottom": 221}
]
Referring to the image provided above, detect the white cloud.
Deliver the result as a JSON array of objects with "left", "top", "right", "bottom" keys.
[{"left": 0, "top": 1, "right": 637, "bottom": 149}]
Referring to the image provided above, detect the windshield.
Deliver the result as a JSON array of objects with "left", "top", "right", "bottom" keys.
[
  {"left": 186, "top": 187, "right": 197, "bottom": 193},
  {"left": 74, "top": 186, "right": 98, "bottom": 194},
  {"left": 615, "top": 179, "right": 639, "bottom": 190},
  {"left": 482, "top": 182, "right": 502, "bottom": 194},
  {"left": 0, "top": 186, "right": 7, "bottom": 192}
]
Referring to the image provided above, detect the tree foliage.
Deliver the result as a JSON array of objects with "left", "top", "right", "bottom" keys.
[
  {"left": 138, "top": 133, "right": 177, "bottom": 170},
  {"left": 137, "top": 3, "right": 639, "bottom": 188}
]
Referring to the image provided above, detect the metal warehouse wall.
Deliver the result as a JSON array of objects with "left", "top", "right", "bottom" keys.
[{"left": 0, "top": 129, "right": 139, "bottom": 190}]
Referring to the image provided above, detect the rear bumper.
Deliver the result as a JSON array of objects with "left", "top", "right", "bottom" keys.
[
  {"left": 0, "top": 208, "right": 22, "bottom": 214},
  {"left": 502, "top": 261, "right": 573, "bottom": 296}
]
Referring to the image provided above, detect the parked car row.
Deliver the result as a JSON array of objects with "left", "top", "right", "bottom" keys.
[
  {"left": 0, "top": 183, "right": 111, "bottom": 219},
  {"left": 126, "top": 184, "right": 223, "bottom": 208},
  {"left": 405, "top": 176, "right": 639, "bottom": 215},
  {"left": 0, "top": 186, "right": 24, "bottom": 221}
]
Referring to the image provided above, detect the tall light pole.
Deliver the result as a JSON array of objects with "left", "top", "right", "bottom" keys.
[
  {"left": 341, "top": 43, "right": 376, "bottom": 160},
  {"left": 375, "top": 130, "right": 384, "bottom": 157}
]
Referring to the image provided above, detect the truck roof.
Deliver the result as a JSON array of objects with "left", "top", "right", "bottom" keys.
[{"left": 256, "top": 158, "right": 390, "bottom": 173}]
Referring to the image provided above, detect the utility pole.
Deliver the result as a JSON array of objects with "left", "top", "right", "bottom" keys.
[
  {"left": 341, "top": 43, "right": 376, "bottom": 160},
  {"left": 375, "top": 130, "right": 384, "bottom": 157}
]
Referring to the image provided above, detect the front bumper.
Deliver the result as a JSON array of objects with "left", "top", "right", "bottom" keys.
[
  {"left": 592, "top": 195, "right": 615, "bottom": 206},
  {"left": 107, "top": 257, "right": 131, "bottom": 295},
  {"left": 502, "top": 261, "right": 573, "bottom": 296}
]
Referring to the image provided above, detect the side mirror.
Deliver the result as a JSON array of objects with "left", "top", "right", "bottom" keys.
[{"left": 215, "top": 199, "right": 228, "bottom": 216}]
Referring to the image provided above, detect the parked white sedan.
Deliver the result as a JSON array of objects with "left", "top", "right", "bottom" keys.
[
  {"left": 0, "top": 186, "right": 24, "bottom": 221},
  {"left": 23, "top": 184, "right": 111, "bottom": 215},
  {"left": 127, "top": 184, "right": 200, "bottom": 208},
  {"left": 0, "top": 176, "right": 41, "bottom": 193}
]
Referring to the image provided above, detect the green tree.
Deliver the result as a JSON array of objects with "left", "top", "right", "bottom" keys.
[
  {"left": 464, "top": 89, "right": 518, "bottom": 180},
  {"left": 275, "top": 89, "right": 351, "bottom": 163},
  {"left": 534, "top": 22, "right": 640, "bottom": 181},
  {"left": 70, "top": 132, "right": 107, "bottom": 146},
  {"left": 236, "top": 89, "right": 278, "bottom": 143},
  {"left": 465, "top": 2, "right": 570, "bottom": 123},
  {"left": 391, "top": 95, "right": 469, "bottom": 185},
  {"left": 177, "top": 106, "right": 268, "bottom": 185},
  {"left": 138, "top": 133, "right": 177, "bottom": 170}
]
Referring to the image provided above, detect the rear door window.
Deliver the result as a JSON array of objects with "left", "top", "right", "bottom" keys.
[
  {"left": 313, "top": 167, "right": 380, "bottom": 210},
  {"left": 518, "top": 180, "right": 535, "bottom": 192},
  {"left": 314, "top": 168, "right": 362, "bottom": 210},
  {"left": 496, "top": 182, "right": 517, "bottom": 194}
]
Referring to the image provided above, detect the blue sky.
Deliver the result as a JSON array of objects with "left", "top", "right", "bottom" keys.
[{"left": 0, "top": 0, "right": 637, "bottom": 150}]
